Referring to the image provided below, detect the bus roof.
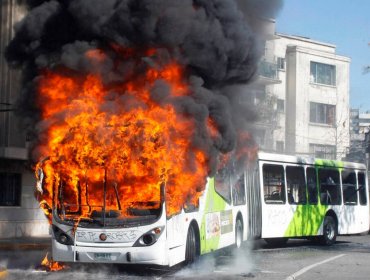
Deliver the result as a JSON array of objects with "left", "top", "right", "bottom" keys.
[{"left": 258, "top": 151, "right": 367, "bottom": 170}]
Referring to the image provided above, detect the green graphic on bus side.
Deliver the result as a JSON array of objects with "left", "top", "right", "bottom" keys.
[
  {"left": 200, "top": 178, "right": 227, "bottom": 254},
  {"left": 284, "top": 204, "right": 328, "bottom": 236},
  {"left": 284, "top": 160, "right": 343, "bottom": 237}
]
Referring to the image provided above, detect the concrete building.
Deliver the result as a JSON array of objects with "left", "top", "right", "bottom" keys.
[
  {"left": 0, "top": 1, "right": 49, "bottom": 238},
  {"left": 347, "top": 109, "right": 370, "bottom": 165},
  {"left": 263, "top": 33, "right": 351, "bottom": 160}
]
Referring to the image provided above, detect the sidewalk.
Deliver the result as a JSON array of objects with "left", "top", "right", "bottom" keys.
[{"left": 0, "top": 236, "right": 50, "bottom": 251}]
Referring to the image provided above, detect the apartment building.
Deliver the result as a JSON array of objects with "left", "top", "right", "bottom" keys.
[
  {"left": 0, "top": 1, "right": 49, "bottom": 238},
  {"left": 264, "top": 33, "right": 350, "bottom": 160},
  {"left": 347, "top": 109, "right": 370, "bottom": 165}
]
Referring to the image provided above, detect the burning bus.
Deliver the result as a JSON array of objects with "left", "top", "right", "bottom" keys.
[
  {"left": 5, "top": 0, "right": 284, "bottom": 268},
  {"left": 36, "top": 156, "right": 250, "bottom": 266}
]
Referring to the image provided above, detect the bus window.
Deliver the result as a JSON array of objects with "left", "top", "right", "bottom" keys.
[
  {"left": 358, "top": 172, "right": 367, "bottom": 206},
  {"left": 215, "top": 168, "right": 231, "bottom": 204},
  {"left": 306, "top": 167, "right": 318, "bottom": 204},
  {"left": 232, "top": 173, "right": 246, "bottom": 206},
  {"left": 342, "top": 171, "right": 358, "bottom": 205},
  {"left": 286, "top": 166, "right": 306, "bottom": 205},
  {"left": 318, "top": 169, "right": 341, "bottom": 205},
  {"left": 263, "top": 164, "right": 286, "bottom": 204}
]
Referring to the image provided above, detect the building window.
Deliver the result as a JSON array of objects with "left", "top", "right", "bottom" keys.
[
  {"left": 0, "top": 173, "right": 22, "bottom": 207},
  {"left": 276, "top": 141, "right": 284, "bottom": 152},
  {"left": 277, "top": 57, "right": 285, "bottom": 70},
  {"left": 277, "top": 99, "right": 285, "bottom": 113},
  {"left": 310, "top": 61, "right": 336, "bottom": 86},
  {"left": 309, "top": 144, "right": 336, "bottom": 159},
  {"left": 310, "top": 102, "right": 336, "bottom": 125}
]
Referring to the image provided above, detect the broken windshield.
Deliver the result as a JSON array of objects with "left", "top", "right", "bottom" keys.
[{"left": 54, "top": 175, "right": 164, "bottom": 228}]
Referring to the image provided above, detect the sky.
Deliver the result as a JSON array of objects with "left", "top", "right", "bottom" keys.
[{"left": 275, "top": 0, "right": 370, "bottom": 112}]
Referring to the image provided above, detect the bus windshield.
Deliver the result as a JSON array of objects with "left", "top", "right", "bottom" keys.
[{"left": 55, "top": 178, "right": 164, "bottom": 228}]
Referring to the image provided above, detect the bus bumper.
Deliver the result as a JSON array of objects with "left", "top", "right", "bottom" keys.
[{"left": 52, "top": 238, "right": 169, "bottom": 266}]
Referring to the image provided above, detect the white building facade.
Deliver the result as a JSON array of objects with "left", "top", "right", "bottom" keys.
[
  {"left": 265, "top": 34, "right": 350, "bottom": 160},
  {"left": 0, "top": 1, "right": 49, "bottom": 238}
]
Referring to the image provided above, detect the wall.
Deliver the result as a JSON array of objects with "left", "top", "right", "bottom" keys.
[{"left": 0, "top": 169, "right": 49, "bottom": 238}]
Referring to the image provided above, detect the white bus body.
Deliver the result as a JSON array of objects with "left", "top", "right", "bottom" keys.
[
  {"left": 50, "top": 152, "right": 369, "bottom": 265},
  {"left": 258, "top": 152, "right": 369, "bottom": 245}
]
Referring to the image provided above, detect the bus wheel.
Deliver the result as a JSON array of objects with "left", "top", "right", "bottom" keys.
[
  {"left": 320, "top": 215, "right": 337, "bottom": 246},
  {"left": 264, "top": 237, "right": 288, "bottom": 247},
  {"left": 235, "top": 218, "right": 243, "bottom": 249},
  {"left": 185, "top": 224, "right": 198, "bottom": 264}
]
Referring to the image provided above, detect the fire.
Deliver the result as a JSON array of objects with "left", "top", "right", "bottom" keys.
[
  {"left": 41, "top": 253, "right": 67, "bottom": 271},
  {"left": 35, "top": 48, "right": 210, "bottom": 220}
]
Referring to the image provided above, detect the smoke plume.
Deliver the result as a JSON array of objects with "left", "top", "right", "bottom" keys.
[{"left": 6, "top": 0, "right": 282, "bottom": 185}]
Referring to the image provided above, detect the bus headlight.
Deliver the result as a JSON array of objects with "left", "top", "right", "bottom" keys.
[
  {"left": 133, "top": 226, "right": 164, "bottom": 247},
  {"left": 52, "top": 225, "right": 74, "bottom": 245}
]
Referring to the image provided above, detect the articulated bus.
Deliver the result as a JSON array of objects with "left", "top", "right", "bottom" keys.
[
  {"left": 47, "top": 152, "right": 369, "bottom": 266},
  {"left": 256, "top": 152, "right": 369, "bottom": 246}
]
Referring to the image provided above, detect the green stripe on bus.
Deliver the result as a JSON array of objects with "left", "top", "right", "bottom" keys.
[
  {"left": 315, "top": 159, "right": 344, "bottom": 169},
  {"left": 200, "top": 178, "right": 227, "bottom": 254},
  {"left": 284, "top": 204, "right": 328, "bottom": 237}
]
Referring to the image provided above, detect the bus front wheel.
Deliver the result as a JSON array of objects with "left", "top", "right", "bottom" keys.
[
  {"left": 185, "top": 224, "right": 198, "bottom": 264},
  {"left": 320, "top": 215, "right": 337, "bottom": 246}
]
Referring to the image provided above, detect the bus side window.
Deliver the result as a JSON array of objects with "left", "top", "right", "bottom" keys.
[
  {"left": 306, "top": 167, "right": 318, "bottom": 204},
  {"left": 318, "top": 169, "right": 341, "bottom": 205},
  {"left": 263, "top": 164, "right": 286, "bottom": 204},
  {"left": 286, "top": 166, "right": 306, "bottom": 205},
  {"left": 342, "top": 171, "right": 358, "bottom": 205},
  {"left": 358, "top": 172, "right": 367, "bottom": 206},
  {"left": 232, "top": 173, "right": 246, "bottom": 206},
  {"left": 215, "top": 167, "right": 232, "bottom": 204}
]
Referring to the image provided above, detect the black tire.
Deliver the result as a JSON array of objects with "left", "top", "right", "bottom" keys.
[
  {"left": 185, "top": 224, "right": 198, "bottom": 264},
  {"left": 319, "top": 215, "right": 337, "bottom": 246},
  {"left": 264, "top": 237, "right": 288, "bottom": 247},
  {"left": 235, "top": 218, "right": 243, "bottom": 249}
]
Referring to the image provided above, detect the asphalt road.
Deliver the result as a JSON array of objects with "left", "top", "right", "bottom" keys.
[{"left": 1, "top": 234, "right": 370, "bottom": 279}]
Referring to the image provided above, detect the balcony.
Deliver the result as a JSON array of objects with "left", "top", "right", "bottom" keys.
[{"left": 257, "top": 60, "right": 281, "bottom": 85}]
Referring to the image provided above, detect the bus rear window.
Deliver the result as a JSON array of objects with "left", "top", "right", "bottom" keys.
[
  {"left": 358, "top": 172, "right": 367, "bottom": 206},
  {"left": 342, "top": 171, "right": 358, "bottom": 205},
  {"left": 263, "top": 164, "right": 286, "bottom": 204},
  {"left": 318, "top": 169, "right": 341, "bottom": 205}
]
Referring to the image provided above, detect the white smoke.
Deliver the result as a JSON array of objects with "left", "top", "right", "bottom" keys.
[{"left": 174, "top": 245, "right": 256, "bottom": 279}]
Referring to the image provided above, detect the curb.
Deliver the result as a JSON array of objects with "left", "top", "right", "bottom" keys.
[{"left": 0, "top": 243, "right": 50, "bottom": 251}]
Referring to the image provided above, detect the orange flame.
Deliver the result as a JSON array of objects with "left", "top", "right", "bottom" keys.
[
  {"left": 41, "top": 253, "right": 67, "bottom": 271},
  {"left": 35, "top": 48, "right": 209, "bottom": 220}
]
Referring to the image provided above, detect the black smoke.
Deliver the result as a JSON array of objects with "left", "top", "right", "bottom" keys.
[{"left": 6, "top": 0, "right": 282, "bottom": 175}]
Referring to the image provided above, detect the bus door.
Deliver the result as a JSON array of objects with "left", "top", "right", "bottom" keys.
[
  {"left": 202, "top": 170, "right": 234, "bottom": 253},
  {"left": 284, "top": 165, "right": 307, "bottom": 237},
  {"left": 261, "top": 163, "right": 291, "bottom": 238}
]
